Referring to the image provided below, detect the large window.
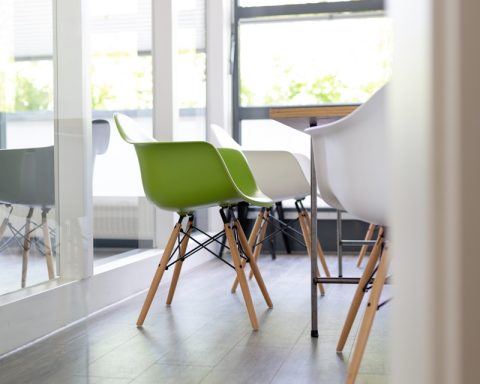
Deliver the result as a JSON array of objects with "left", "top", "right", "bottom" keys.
[
  {"left": 176, "top": 0, "right": 207, "bottom": 142},
  {"left": 0, "top": 0, "right": 56, "bottom": 294},
  {"left": 239, "top": 16, "right": 391, "bottom": 107},
  {"left": 233, "top": 0, "right": 390, "bottom": 149}
]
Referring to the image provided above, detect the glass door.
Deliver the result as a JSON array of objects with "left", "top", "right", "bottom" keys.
[
  {"left": 88, "top": 0, "right": 155, "bottom": 266},
  {"left": 0, "top": 0, "right": 57, "bottom": 294}
]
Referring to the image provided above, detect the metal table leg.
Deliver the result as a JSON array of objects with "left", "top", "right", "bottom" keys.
[
  {"left": 310, "top": 138, "right": 318, "bottom": 337},
  {"left": 337, "top": 209, "right": 343, "bottom": 277}
]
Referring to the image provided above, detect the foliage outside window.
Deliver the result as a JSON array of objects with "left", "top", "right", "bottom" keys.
[
  {"left": 90, "top": 53, "right": 153, "bottom": 111},
  {"left": 239, "top": 16, "right": 392, "bottom": 107}
]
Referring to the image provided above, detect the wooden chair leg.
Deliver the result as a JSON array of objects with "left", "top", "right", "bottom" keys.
[
  {"left": 41, "top": 209, "right": 55, "bottom": 280},
  {"left": 0, "top": 217, "right": 9, "bottom": 239},
  {"left": 137, "top": 219, "right": 184, "bottom": 327},
  {"left": 224, "top": 221, "right": 259, "bottom": 330},
  {"left": 356, "top": 223, "right": 376, "bottom": 267},
  {"left": 298, "top": 209, "right": 325, "bottom": 296},
  {"left": 336, "top": 235, "right": 384, "bottom": 352},
  {"left": 166, "top": 217, "right": 194, "bottom": 305},
  {"left": 21, "top": 208, "right": 34, "bottom": 288},
  {"left": 305, "top": 209, "right": 331, "bottom": 278},
  {"left": 346, "top": 246, "right": 390, "bottom": 384},
  {"left": 235, "top": 219, "right": 273, "bottom": 308},
  {"left": 231, "top": 209, "right": 267, "bottom": 292},
  {"left": 248, "top": 210, "right": 269, "bottom": 280}
]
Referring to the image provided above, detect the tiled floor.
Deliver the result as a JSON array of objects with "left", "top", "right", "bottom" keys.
[{"left": 0, "top": 253, "right": 390, "bottom": 384}]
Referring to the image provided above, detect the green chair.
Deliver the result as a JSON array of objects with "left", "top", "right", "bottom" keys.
[{"left": 113, "top": 113, "right": 273, "bottom": 330}]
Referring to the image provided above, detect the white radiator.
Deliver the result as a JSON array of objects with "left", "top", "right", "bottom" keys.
[
  {"left": 93, "top": 196, "right": 154, "bottom": 240},
  {"left": 0, "top": 197, "right": 154, "bottom": 241}
]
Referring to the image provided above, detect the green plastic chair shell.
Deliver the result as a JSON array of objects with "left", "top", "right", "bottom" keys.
[{"left": 113, "top": 113, "right": 272, "bottom": 214}]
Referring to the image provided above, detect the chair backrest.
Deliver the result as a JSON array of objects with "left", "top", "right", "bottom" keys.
[
  {"left": 208, "top": 124, "right": 242, "bottom": 150},
  {"left": 0, "top": 146, "right": 54, "bottom": 208},
  {"left": 114, "top": 113, "right": 156, "bottom": 143},
  {"left": 0, "top": 119, "right": 111, "bottom": 208},
  {"left": 217, "top": 148, "right": 260, "bottom": 198},
  {"left": 208, "top": 123, "right": 311, "bottom": 201},
  {"left": 243, "top": 150, "right": 310, "bottom": 201},
  {"left": 92, "top": 119, "right": 111, "bottom": 156},
  {"left": 292, "top": 152, "right": 311, "bottom": 183},
  {"left": 307, "top": 85, "right": 387, "bottom": 225}
]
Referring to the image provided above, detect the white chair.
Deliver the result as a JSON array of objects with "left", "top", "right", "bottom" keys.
[
  {"left": 306, "top": 85, "right": 389, "bottom": 384},
  {"left": 0, "top": 119, "right": 110, "bottom": 288},
  {"left": 208, "top": 124, "right": 331, "bottom": 294},
  {"left": 308, "top": 87, "right": 387, "bottom": 225}
]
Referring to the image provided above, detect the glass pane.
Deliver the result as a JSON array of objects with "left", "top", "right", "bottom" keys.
[
  {"left": 176, "top": 0, "right": 206, "bottom": 142},
  {"left": 239, "top": 15, "right": 392, "bottom": 106},
  {"left": 88, "top": 0, "right": 154, "bottom": 266},
  {"left": 0, "top": 0, "right": 57, "bottom": 294},
  {"left": 176, "top": 0, "right": 208, "bottom": 228}
]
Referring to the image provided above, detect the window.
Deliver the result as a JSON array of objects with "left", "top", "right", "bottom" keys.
[
  {"left": 0, "top": 0, "right": 56, "bottom": 294},
  {"left": 233, "top": 0, "right": 390, "bottom": 150},
  {"left": 239, "top": 15, "right": 391, "bottom": 107},
  {"left": 176, "top": 0, "right": 206, "bottom": 142},
  {"left": 88, "top": 0, "right": 208, "bottom": 263}
]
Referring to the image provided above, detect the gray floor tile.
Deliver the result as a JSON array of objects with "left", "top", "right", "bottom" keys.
[{"left": 131, "top": 363, "right": 211, "bottom": 384}]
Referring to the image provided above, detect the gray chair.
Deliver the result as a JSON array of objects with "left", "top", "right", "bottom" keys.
[
  {"left": 91, "top": 119, "right": 110, "bottom": 164},
  {"left": 0, "top": 146, "right": 55, "bottom": 287},
  {"left": 0, "top": 119, "right": 110, "bottom": 288}
]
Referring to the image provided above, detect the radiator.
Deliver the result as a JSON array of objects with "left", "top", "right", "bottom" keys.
[
  {"left": 0, "top": 197, "right": 154, "bottom": 241},
  {"left": 93, "top": 196, "right": 153, "bottom": 240}
]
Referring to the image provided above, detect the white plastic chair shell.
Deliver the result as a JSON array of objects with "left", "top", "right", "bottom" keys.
[
  {"left": 208, "top": 124, "right": 310, "bottom": 202},
  {"left": 243, "top": 150, "right": 310, "bottom": 201},
  {"left": 306, "top": 86, "right": 387, "bottom": 226},
  {"left": 208, "top": 124, "right": 242, "bottom": 150}
]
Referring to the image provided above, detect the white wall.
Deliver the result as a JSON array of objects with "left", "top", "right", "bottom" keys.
[{"left": 390, "top": 1, "right": 480, "bottom": 383}]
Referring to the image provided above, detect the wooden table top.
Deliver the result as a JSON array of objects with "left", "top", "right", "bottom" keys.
[{"left": 269, "top": 104, "right": 360, "bottom": 130}]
